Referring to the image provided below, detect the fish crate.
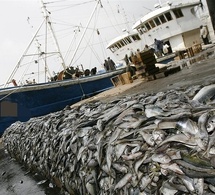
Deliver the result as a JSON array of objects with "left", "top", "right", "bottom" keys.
[
  {"left": 138, "top": 50, "right": 154, "bottom": 59},
  {"left": 131, "top": 55, "right": 142, "bottom": 65},
  {"left": 146, "top": 75, "right": 155, "bottom": 81},
  {"left": 135, "top": 64, "right": 145, "bottom": 71},
  {"left": 146, "top": 67, "right": 160, "bottom": 75},
  {"left": 192, "top": 43, "right": 202, "bottom": 54},
  {"left": 111, "top": 75, "right": 124, "bottom": 87},
  {"left": 176, "top": 50, "right": 186, "bottom": 60},
  {"left": 165, "top": 66, "right": 181, "bottom": 76},
  {"left": 137, "top": 51, "right": 156, "bottom": 64},
  {"left": 195, "top": 55, "right": 205, "bottom": 62},
  {"left": 155, "top": 72, "right": 166, "bottom": 79},
  {"left": 121, "top": 72, "right": 133, "bottom": 84},
  {"left": 136, "top": 70, "right": 146, "bottom": 79},
  {"left": 186, "top": 47, "right": 194, "bottom": 58}
]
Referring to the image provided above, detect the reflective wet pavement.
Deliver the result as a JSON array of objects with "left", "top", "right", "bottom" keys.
[{"left": 0, "top": 145, "right": 62, "bottom": 195}]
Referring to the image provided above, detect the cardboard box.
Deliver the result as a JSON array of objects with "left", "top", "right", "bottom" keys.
[
  {"left": 192, "top": 43, "right": 202, "bottom": 54},
  {"left": 111, "top": 75, "right": 124, "bottom": 87},
  {"left": 155, "top": 72, "right": 166, "bottom": 79},
  {"left": 146, "top": 75, "right": 155, "bottom": 81},
  {"left": 121, "top": 72, "right": 133, "bottom": 84}
]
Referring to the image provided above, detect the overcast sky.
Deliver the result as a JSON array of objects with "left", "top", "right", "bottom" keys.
[{"left": 0, "top": 0, "right": 206, "bottom": 86}]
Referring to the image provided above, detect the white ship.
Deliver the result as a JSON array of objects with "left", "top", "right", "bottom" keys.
[{"left": 107, "top": 0, "right": 214, "bottom": 64}]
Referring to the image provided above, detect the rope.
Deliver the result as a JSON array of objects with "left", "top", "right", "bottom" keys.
[
  {"left": 0, "top": 85, "right": 24, "bottom": 102},
  {"left": 77, "top": 78, "right": 88, "bottom": 100}
]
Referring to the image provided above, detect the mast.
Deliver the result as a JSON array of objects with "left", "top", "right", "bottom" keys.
[
  {"left": 40, "top": 0, "right": 67, "bottom": 70},
  {"left": 68, "top": 0, "right": 102, "bottom": 67},
  {"left": 4, "top": 19, "right": 46, "bottom": 88}
]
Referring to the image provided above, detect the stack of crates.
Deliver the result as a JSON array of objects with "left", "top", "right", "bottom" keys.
[
  {"left": 131, "top": 55, "right": 145, "bottom": 78},
  {"left": 121, "top": 72, "right": 133, "bottom": 84},
  {"left": 132, "top": 49, "right": 159, "bottom": 80},
  {"left": 192, "top": 43, "right": 202, "bottom": 54},
  {"left": 111, "top": 75, "right": 124, "bottom": 87}
]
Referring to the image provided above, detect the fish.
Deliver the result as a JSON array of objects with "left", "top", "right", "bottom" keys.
[
  {"left": 159, "top": 180, "right": 178, "bottom": 195},
  {"left": 112, "top": 163, "right": 128, "bottom": 173},
  {"left": 160, "top": 163, "right": 184, "bottom": 175},
  {"left": 122, "top": 152, "right": 143, "bottom": 161},
  {"left": 3, "top": 83, "right": 215, "bottom": 194},
  {"left": 157, "top": 133, "right": 197, "bottom": 148},
  {"left": 194, "top": 178, "right": 204, "bottom": 195},
  {"left": 207, "top": 116, "right": 215, "bottom": 132},
  {"left": 174, "top": 159, "right": 215, "bottom": 175},
  {"left": 114, "top": 173, "right": 132, "bottom": 190},
  {"left": 144, "top": 105, "right": 164, "bottom": 118},
  {"left": 178, "top": 175, "right": 195, "bottom": 193},
  {"left": 197, "top": 112, "right": 209, "bottom": 147},
  {"left": 176, "top": 118, "right": 207, "bottom": 150},
  {"left": 168, "top": 176, "right": 189, "bottom": 193},
  {"left": 151, "top": 153, "right": 172, "bottom": 164},
  {"left": 181, "top": 152, "right": 213, "bottom": 169}
]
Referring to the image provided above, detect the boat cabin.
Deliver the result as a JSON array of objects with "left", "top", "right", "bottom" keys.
[
  {"left": 106, "top": 32, "right": 142, "bottom": 61},
  {"left": 132, "top": 1, "right": 202, "bottom": 52},
  {"left": 106, "top": 1, "right": 203, "bottom": 62}
]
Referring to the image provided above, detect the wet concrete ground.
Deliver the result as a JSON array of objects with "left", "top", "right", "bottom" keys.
[
  {"left": 0, "top": 139, "right": 62, "bottom": 195},
  {"left": 0, "top": 45, "right": 215, "bottom": 195}
]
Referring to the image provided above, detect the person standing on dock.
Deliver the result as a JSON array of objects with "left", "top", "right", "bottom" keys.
[
  {"left": 163, "top": 43, "right": 169, "bottom": 55},
  {"left": 107, "top": 57, "right": 116, "bottom": 71},
  {"left": 104, "top": 59, "right": 109, "bottom": 71},
  {"left": 123, "top": 54, "right": 135, "bottom": 76},
  {"left": 200, "top": 25, "right": 209, "bottom": 45},
  {"left": 154, "top": 38, "right": 163, "bottom": 57}
]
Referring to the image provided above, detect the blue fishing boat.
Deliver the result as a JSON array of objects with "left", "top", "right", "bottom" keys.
[
  {"left": 0, "top": 0, "right": 124, "bottom": 135},
  {"left": 0, "top": 70, "right": 124, "bottom": 135}
]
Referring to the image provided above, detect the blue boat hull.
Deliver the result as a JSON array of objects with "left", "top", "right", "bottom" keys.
[{"left": 0, "top": 70, "right": 123, "bottom": 135}]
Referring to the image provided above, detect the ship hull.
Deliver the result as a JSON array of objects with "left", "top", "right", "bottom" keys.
[{"left": 0, "top": 70, "right": 123, "bottom": 135}]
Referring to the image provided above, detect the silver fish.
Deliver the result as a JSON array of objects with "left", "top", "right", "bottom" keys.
[
  {"left": 160, "top": 163, "right": 184, "bottom": 175},
  {"left": 151, "top": 153, "right": 171, "bottom": 164},
  {"left": 160, "top": 180, "right": 178, "bottom": 195},
  {"left": 114, "top": 173, "right": 132, "bottom": 190},
  {"left": 194, "top": 178, "right": 204, "bottom": 195},
  {"left": 207, "top": 111, "right": 215, "bottom": 132},
  {"left": 158, "top": 133, "right": 197, "bottom": 148},
  {"left": 193, "top": 84, "right": 215, "bottom": 103}
]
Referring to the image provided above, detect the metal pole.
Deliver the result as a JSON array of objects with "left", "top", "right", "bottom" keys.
[
  {"left": 68, "top": 0, "right": 102, "bottom": 67},
  {"left": 40, "top": 0, "right": 67, "bottom": 70}
]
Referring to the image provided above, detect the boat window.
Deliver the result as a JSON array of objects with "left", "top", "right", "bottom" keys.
[
  {"left": 122, "top": 39, "right": 127, "bottom": 45},
  {"left": 164, "top": 12, "right": 173, "bottom": 21},
  {"left": 145, "top": 22, "right": 151, "bottom": 30},
  {"left": 173, "top": 9, "right": 183, "bottom": 18},
  {"left": 113, "top": 46, "right": 118, "bottom": 51},
  {"left": 110, "top": 45, "right": 117, "bottom": 52},
  {"left": 159, "top": 15, "right": 167, "bottom": 23},
  {"left": 132, "top": 34, "right": 141, "bottom": 41},
  {"left": 120, "top": 41, "right": 125, "bottom": 46},
  {"left": 154, "top": 17, "right": 161, "bottom": 26},
  {"left": 114, "top": 44, "right": 119, "bottom": 49},
  {"left": 149, "top": 20, "right": 156, "bottom": 28},
  {"left": 137, "top": 28, "right": 143, "bottom": 35},
  {"left": 116, "top": 42, "right": 122, "bottom": 48},
  {"left": 110, "top": 47, "right": 115, "bottom": 52},
  {"left": 125, "top": 37, "right": 132, "bottom": 44}
]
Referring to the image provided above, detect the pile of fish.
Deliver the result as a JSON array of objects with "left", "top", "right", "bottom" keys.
[{"left": 3, "top": 84, "right": 215, "bottom": 195}]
